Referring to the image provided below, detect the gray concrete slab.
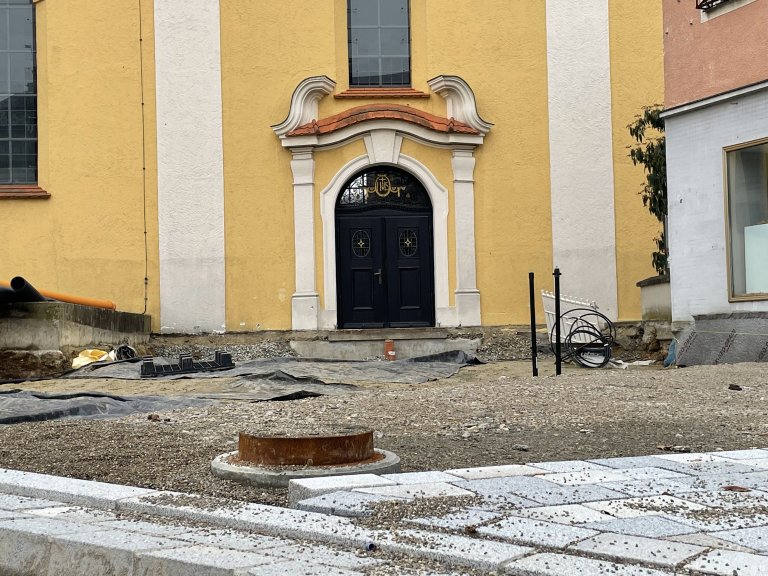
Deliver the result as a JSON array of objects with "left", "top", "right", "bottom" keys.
[
  {"left": 0, "top": 467, "right": 159, "bottom": 509},
  {"left": 588, "top": 455, "right": 695, "bottom": 470},
  {"left": 288, "top": 474, "right": 396, "bottom": 506},
  {"left": 444, "top": 464, "right": 547, "bottom": 480},
  {"left": 582, "top": 515, "right": 699, "bottom": 538},
  {"left": 504, "top": 552, "right": 674, "bottom": 575},
  {"left": 354, "top": 482, "right": 474, "bottom": 500},
  {"left": 381, "top": 471, "right": 462, "bottom": 484},
  {"left": 665, "top": 531, "right": 757, "bottom": 553},
  {"left": 684, "top": 549, "right": 768, "bottom": 575},
  {"left": 709, "top": 449, "right": 768, "bottom": 460},
  {"left": 512, "top": 503, "right": 609, "bottom": 525},
  {"left": 582, "top": 495, "right": 709, "bottom": 519},
  {"left": 245, "top": 560, "right": 363, "bottom": 575},
  {"left": 135, "top": 544, "right": 274, "bottom": 576},
  {"left": 265, "top": 542, "right": 382, "bottom": 570},
  {"left": 710, "top": 525, "right": 768, "bottom": 553},
  {"left": 528, "top": 460, "right": 614, "bottom": 473},
  {"left": 538, "top": 469, "right": 631, "bottom": 486},
  {"left": 295, "top": 490, "right": 399, "bottom": 518},
  {"left": 453, "top": 475, "right": 627, "bottom": 507},
  {"left": 49, "top": 528, "right": 191, "bottom": 576},
  {"left": 477, "top": 515, "right": 599, "bottom": 548},
  {"left": 379, "top": 528, "right": 533, "bottom": 571},
  {"left": 0, "top": 493, "right": 62, "bottom": 511},
  {"left": 570, "top": 532, "right": 706, "bottom": 568},
  {"left": 406, "top": 508, "right": 500, "bottom": 530}
]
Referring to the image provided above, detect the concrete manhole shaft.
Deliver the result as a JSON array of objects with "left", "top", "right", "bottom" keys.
[
  {"left": 238, "top": 428, "right": 380, "bottom": 467},
  {"left": 211, "top": 427, "right": 401, "bottom": 487}
]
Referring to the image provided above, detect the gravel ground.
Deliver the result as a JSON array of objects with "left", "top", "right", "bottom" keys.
[{"left": 1, "top": 358, "right": 767, "bottom": 511}]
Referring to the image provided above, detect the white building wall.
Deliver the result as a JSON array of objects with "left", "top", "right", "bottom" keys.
[
  {"left": 546, "top": 0, "right": 619, "bottom": 319},
  {"left": 666, "top": 86, "right": 768, "bottom": 321},
  {"left": 154, "top": 0, "right": 226, "bottom": 333}
]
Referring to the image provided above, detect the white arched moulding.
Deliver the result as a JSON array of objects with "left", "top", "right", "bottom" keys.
[{"left": 273, "top": 76, "right": 491, "bottom": 330}]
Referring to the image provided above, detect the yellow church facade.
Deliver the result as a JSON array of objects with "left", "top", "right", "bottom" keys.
[{"left": 1, "top": 0, "right": 663, "bottom": 333}]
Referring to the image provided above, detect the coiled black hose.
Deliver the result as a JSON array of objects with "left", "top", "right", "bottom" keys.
[{"left": 549, "top": 307, "right": 616, "bottom": 368}]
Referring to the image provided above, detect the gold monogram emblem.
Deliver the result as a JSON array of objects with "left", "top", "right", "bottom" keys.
[{"left": 365, "top": 175, "right": 406, "bottom": 200}]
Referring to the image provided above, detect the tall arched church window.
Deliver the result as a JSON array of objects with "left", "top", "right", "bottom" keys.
[
  {"left": 0, "top": 0, "right": 36, "bottom": 185},
  {"left": 347, "top": 0, "right": 410, "bottom": 87}
]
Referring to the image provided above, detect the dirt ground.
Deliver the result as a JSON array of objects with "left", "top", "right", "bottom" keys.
[{"left": 0, "top": 358, "right": 766, "bottom": 508}]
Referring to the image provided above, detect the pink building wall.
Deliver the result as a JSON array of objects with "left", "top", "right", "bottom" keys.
[{"left": 663, "top": 0, "right": 768, "bottom": 108}]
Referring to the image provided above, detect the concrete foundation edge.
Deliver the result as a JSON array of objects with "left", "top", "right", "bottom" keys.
[{"left": 210, "top": 449, "right": 401, "bottom": 488}]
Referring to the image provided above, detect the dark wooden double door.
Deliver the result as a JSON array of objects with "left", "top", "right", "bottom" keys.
[{"left": 337, "top": 213, "right": 434, "bottom": 328}]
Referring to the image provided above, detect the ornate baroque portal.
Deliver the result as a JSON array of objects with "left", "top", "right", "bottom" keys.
[{"left": 272, "top": 75, "right": 491, "bottom": 330}]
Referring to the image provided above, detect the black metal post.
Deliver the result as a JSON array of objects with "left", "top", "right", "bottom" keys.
[
  {"left": 553, "top": 267, "right": 562, "bottom": 375},
  {"left": 528, "top": 272, "right": 538, "bottom": 377}
]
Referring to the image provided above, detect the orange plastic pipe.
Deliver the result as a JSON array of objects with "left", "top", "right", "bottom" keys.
[{"left": 0, "top": 280, "right": 117, "bottom": 310}]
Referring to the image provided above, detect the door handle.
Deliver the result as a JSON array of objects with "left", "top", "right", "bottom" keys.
[{"left": 373, "top": 268, "right": 383, "bottom": 285}]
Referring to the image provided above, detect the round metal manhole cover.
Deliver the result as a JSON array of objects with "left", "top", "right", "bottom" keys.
[{"left": 237, "top": 427, "right": 378, "bottom": 467}]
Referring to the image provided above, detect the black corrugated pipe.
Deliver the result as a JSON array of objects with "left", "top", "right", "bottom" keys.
[
  {"left": 0, "top": 287, "right": 15, "bottom": 304},
  {"left": 9, "top": 276, "right": 49, "bottom": 302}
]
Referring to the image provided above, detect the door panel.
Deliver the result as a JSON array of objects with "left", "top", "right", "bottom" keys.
[
  {"left": 337, "top": 218, "right": 386, "bottom": 328},
  {"left": 385, "top": 216, "right": 433, "bottom": 327},
  {"left": 337, "top": 214, "right": 434, "bottom": 328}
]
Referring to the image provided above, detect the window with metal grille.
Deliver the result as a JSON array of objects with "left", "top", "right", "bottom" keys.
[
  {"left": 0, "top": 0, "right": 36, "bottom": 185},
  {"left": 348, "top": 0, "right": 410, "bottom": 87},
  {"left": 696, "top": 0, "right": 733, "bottom": 11}
]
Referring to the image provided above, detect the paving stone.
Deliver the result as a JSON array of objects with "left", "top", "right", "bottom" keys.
[
  {"left": 513, "top": 503, "right": 609, "bottom": 525},
  {"left": 265, "top": 542, "right": 381, "bottom": 569},
  {"left": 583, "top": 495, "right": 709, "bottom": 519},
  {"left": 407, "top": 508, "right": 499, "bottom": 530},
  {"left": 684, "top": 549, "right": 768, "bottom": 575},
  {"left": 477, "top": 515, "right": 598, "bottom": 549},
  {"left": 667, "top": 531, "right": 757, "bottom": 553},
  {"left": 589, "top": 455, "right": 693, "bottom": 470},
  {"left": 445, "top": 464, "right": 548, "bottom": 480},
  {"left": 98, "top": 518, "right": 198, "bottom": 539},
  {"left": 295, "top": 490, "right": 398, "bottom": 517},
  {"left": 354, "top": 482, "right": 474, "bottom": 500},
  {"left": 173, "top": 527, "right": 287, "bottom": 552},
  {"left": 674, "top": 488, "right": 768, "bottom": 510},
  {"left": 504, "top": 552, "right": 674, "bottom": 575},
  {"left": 620, "top": 467, "right": 692, "bottom": 481},
  {"left": 0, "top": 493, "right": 62, "bottom": 511},
  {"left": 570, "top": 532, "right": 706, "bottom": 568},
  {"left": 245, "top": 561, "right": 363, "bottom": 575},
  {"left": 28, "top": 505, "right": 118, "bottom": 523},
  {"left": 662, "top": 505, "right": 768, "bottom": 533},
  {"left": 710, "top": 526, "right": 768, "bottom": 553},
  {"left": 529, "top": 460, "right": 613, "bottom": 474},
  {"left": 49, "top": 528, "right": 192, "bottom": 576},
  {"left": 454, "top": 475, "right": 626, "bottom": 507},
  {"left": 739, "top": 458, "right": 768, "bottom": 470},
  {"left": 678, "top": 461, "right": 767, "bottom": 476},
  {"left": 655, "top": 453, "right": 730, "bottom": 464},
  {"left": 379, "top": 528, "right": 533, "bottom": 571},
  {"left": 582, "top": 515, "right": 699, "bottom": 538},
  {"left": 136, "top": 544, "right": 273, "bottom": 575},
  {"left": 381, "top": 471, "right": 462, "bottom": 484},
  {"left": 0, "top": 467, "right": 158, "bottom": 509},
  {"left": 539, "top": 469, "right": 631, "bottom": 486},
  {"left": 120, "top": 492, "right": 377, "bottom": 549},
  {"left": 707, "top": 449, "right": 768, "bottom": 461},
  {"left": 0, "top": 509, "right": 28, "bottom": 520},
  {"left": 288, "top": 474, "right": 395, "bottom": 506},
  {"left": 0, "top": 516, "right": 110, "bottom": 576},
  {"left": 681, "top": 471, "right": 768, "bottom": 492},
  {"left": 601, "top": 478, "right": 702, "bottom": 497}
]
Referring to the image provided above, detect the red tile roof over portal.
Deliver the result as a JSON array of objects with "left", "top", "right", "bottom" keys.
[{"left": 287, "top": 104, "right": 479, "bottom": 136}]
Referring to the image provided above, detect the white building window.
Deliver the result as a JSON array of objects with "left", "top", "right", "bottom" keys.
[{"left": 726, "top": 139, "right": 768, "bottom": 299}]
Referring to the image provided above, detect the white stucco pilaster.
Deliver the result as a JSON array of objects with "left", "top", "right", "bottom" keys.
[
  {"left": 290, "top": 148, "right": 320, "bottom": 329},
  {"left": 154, "top": 0, "right": 225, "bottom": 332},
  {"left": 545, "top": 0, "right": 619, "bottom": 319},
  {"left": 452, "top": 149, "right": 481, "bottom": 326}
]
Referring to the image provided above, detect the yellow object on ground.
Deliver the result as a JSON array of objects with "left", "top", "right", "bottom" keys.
[{"left": 71, "top": 349, "right": 109, "bottom": 369}]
